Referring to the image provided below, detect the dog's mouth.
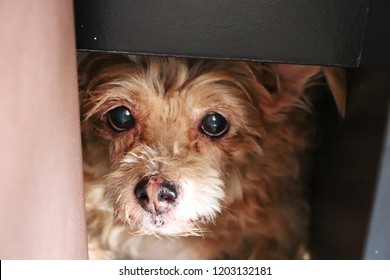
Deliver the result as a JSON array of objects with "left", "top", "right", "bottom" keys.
[
  {"left": 150, "top": 213, "right": 165, "bottom": 227},
  {"left": 128, "top": 208, "right": 205, "bottom": 237},
  {"left": 138, "top": 212, "right": 214, "bottom": 237}
]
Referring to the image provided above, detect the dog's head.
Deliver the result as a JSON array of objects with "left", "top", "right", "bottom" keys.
[{"left": 79, "top": 54, "right": 318, "bottom": 236}]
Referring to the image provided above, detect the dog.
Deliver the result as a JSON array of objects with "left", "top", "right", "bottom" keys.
[{"left": 78, "top": 53, "right": 329, "bottom": 259}]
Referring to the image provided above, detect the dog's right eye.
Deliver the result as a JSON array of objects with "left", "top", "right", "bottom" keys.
[
  {"left": 199, "top": 112, "right": 229, "bottom": 139},
  {"left": 107, "top": 106, "right": 135, "bottom": 132}
]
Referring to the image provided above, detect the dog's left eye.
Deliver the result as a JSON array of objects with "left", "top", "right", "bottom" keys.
[
  {"left": 107, "top": 106, "right": 135, "bottom": 132},
  {"left": 200, "top": 112, "right": 229, "bottom": 138}
]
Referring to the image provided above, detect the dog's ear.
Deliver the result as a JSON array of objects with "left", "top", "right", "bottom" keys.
[
  {"left": 322, "top": 67, "right": 347, "bottom": 118},
  {"left": 273, "top": 64, "right": 321, "bottom": 100},
  {"left": 273, "top": 64, "right": 320, "bottom": 95},
  {"left": 272, "top": 64, "right": 347, "bottom": 117},
  {"left": 253, "top": 64, "right": 320, "bottom": 114}
]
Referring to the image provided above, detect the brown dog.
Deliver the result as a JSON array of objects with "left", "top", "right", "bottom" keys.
[{"left": 78, "top": 53, "right": 322, "bottom": 259}]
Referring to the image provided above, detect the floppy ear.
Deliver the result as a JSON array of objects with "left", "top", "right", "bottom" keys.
[
  {"left": 273, "top": 64, "right": 347, "bottom": 117},
  {"left": 322, "top": 67, "right": 347, "bottom": 118},
  {"left": 273, "top": 64, "right": 320, "bottom": 94},
  {"left": 257, "top": 64, "right": 320, "bottom": 114}
]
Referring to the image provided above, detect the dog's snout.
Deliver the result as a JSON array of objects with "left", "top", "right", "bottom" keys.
[{"left": 134, "top": 177, "right": 178, "bottom": 214}]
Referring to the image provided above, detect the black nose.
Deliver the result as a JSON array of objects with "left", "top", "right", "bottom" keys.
[
  {"left": 134, "top": 177, "right": 179, "bottom": 213},
  {"left": 158, "top": 181, "right": 178, "bottom": 203},
  {"left": 134, "top": 178, "right": 149, "bottom": 204}
]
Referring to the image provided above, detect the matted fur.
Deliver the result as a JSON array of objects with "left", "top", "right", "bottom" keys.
[{"left": 78, "top": 53, "right": 317, "bottom": 259}]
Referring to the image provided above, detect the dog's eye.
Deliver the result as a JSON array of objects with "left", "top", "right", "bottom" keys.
[
  {"left": 200, "top": 112, "right": 229, "bottom": 138},
  {"left": 107, "top": 106, "right": 135, "bottom": 132}
]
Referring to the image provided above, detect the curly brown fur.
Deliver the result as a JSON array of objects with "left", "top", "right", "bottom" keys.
[{"left": 78, "top": 53, "right": 318, "bottom": 259}]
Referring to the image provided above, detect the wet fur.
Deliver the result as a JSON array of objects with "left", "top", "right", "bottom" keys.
[{"left": 78, "top": 54, "right": 317, "bottom": 259}]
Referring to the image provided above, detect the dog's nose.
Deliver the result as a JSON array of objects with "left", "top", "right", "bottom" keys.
[{"left": 134, "top": 177, "right": 178, "bottom": 214}]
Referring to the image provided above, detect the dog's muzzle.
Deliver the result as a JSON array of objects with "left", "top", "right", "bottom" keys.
[{"left": 134, "top": 175, "right": 179, "bottom": 214}]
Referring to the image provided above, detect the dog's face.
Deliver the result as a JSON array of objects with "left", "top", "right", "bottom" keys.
[{"left": 79, "top": 54, "right": 311, "bottom": 237}]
